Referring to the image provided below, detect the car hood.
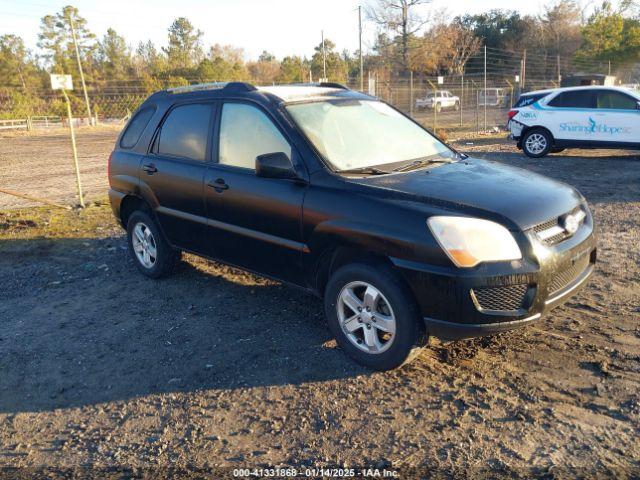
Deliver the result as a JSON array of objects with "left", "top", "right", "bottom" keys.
[{"left": 348, "top": 157, "right": 583, "bottom": 230}]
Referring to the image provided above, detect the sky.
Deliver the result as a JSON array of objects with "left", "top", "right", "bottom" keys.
[{"left": 0, "top": 0, "right": 558, "bottom": 60}]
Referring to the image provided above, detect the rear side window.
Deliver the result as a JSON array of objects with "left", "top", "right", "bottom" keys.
[
  {"left": 514, "top": 93, "right": 547, "bottom": 108},
  {"left": 548, "top": 90, "right": 596, "bottom": 108},
  {"left": 120, "top": 107, "right": 155, "bottom": 148},
  {"left": 596, "top": 90, "right": 637, "bottom": 110},
  {"left": 157, "top": 103, "right": 212, "bottom": 161}
]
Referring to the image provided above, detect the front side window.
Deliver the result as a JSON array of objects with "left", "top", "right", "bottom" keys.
[
  {"left": 286, "top": 99, "right": 453, "bottom": 171},
  {"left": 597, "top": 90, "right": 638, "bottom": 110},
  {"left": 548, "top": 90, "right": 596, "bottom": 108},
  {"left": 219, "top": 103, "right": 291, "bottom": 170},
  {"left": 157, "top": 103, "right": 212, "bottom": 161}
]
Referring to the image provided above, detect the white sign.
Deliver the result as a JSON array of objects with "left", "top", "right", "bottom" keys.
[
  {"left": 50, "top": 74, "right": 73, "bottom": 90},
  {"left": 437, "top": 76, "right": 444, "bottom": 85},
  {"left": 515, "top": 75, "right": 520, "bottom": 83}
]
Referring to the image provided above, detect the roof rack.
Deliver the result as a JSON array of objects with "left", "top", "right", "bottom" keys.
[
  {"left": 166, "top": 81, "right": 256, "bottom": 94},
  {"left": 318, "top": 82, "right": 350, "bottom": 90}
]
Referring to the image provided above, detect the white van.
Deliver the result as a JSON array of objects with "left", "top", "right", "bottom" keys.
[{"left": 508, "top": 86, "right": 640, "bottom": 157}]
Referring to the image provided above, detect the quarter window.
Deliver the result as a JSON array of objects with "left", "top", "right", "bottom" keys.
[
  {"left": 548, "top": 90, "right": 596, "bottom": 108},
  {"left": 219, "top": 103, "right": 291, "bottom": 170},
  {"left": 120, "top": 107, "right": 155, "bottom": 148},
  {"left": 157, "top": 103, "right": 212, "bottom": 161},
  {"left": 596, "top": 90, "right": 637, "bottom": 110}
]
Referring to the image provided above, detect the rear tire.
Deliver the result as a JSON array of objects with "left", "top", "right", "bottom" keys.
[
  {"left": 522, "top": 128, "right": 553, "bottom": 158},
  {"left": 324, "top": 263, "right": 426, "bottom": 371},
  {"left": 127, "top": 210, "right": 180, "bottom": 278}
]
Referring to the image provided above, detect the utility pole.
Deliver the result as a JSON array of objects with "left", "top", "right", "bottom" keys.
[
  {"left": 483, "top": 45, "right": 487, "bottom": 132},
  {"left": 557, "top": 54, "right": 561, "bottom": 84},
  {"left": 321, "top": 30, "right": 327, "bottom": 81},
  {"left": 68, "top": 14, "right": 93, "bottom": 125},
  {"left": 358, "top": 5, "right": 363, "bottom": 91},
  {"left": 608, "top": 60, "right": 611, "bottom": 76},
  {"left": 522, "top": 49, "right": 527, "bottom": 90}
]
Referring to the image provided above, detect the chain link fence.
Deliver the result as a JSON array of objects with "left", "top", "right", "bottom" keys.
[{"left": 0, "top": 74, "right": 565, "bottom": 134}]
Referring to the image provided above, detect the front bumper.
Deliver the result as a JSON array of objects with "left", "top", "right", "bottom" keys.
[{"left": 392, "top": 220, "right": 597, "bottom": 340}]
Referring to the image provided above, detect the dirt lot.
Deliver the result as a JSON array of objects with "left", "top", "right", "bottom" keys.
[
  {"left": 0, "top": 129, "right": 639, "bottom": 478},
  {"left": 0, "top": 126, "right": 120, "bottom": 209}
]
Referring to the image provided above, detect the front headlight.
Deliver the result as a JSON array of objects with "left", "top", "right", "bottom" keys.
[{"left": 427, "top": 216, "right": 522, "bottom": 268}]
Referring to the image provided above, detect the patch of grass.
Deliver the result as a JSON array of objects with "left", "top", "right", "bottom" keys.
[{"left": 0, "top": 197, "right": 119, "bottom": 240}]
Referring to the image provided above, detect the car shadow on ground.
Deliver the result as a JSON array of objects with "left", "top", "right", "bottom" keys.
[{"left": 0, "top": 236, "right": 371, "bottom": 414}]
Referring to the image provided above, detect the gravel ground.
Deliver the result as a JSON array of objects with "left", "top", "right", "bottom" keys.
[{"left": 0, "top": 130, "right": 639, "bottom": 478}]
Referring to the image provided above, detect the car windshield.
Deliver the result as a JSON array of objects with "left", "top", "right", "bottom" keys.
[{"left": 286, "top": 99, "right": 453, "bottom": 171}]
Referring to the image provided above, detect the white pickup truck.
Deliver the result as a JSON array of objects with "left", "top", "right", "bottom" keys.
[{"left": 415, "top": 90, "right": 460, "bottom": 112}]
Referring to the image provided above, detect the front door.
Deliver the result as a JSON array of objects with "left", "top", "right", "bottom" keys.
[
  {"left": 141, "top": 102, "right": 214, "bottom": 253},
  {"left": 592, "top": 89, "right": 640, "bottom": 144},
  {"left": 204, "top": 102, "right": 307, "bottom": 284}
]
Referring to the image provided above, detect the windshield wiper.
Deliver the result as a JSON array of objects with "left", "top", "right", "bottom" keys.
[
  {"left": 392, "top": 157, "right": 454, "bottom": 172},
  {"left": 337, "top": 166, "right": 391, "bottom": 175}
]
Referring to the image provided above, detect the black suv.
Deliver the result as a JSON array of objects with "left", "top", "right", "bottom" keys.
[{"left": 108, "top": 82, "right": 596, "bottom": 370}]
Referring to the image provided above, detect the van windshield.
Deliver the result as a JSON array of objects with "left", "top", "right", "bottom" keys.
[{"left": 286, "top": 99, "right": 453, "bottom": 171}]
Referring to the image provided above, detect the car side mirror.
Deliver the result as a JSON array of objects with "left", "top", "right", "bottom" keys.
[{"left": 255, "top": 152, "right": 296, "bottom": 179}]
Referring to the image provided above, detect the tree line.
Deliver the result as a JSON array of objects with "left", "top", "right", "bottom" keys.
[{"left": 2, "top": 0, "right": 640, "bottom": 96}]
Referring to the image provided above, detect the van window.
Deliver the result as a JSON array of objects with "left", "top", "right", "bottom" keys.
[
  {"left": 548, "top": 90, "right": 596, "bottom": 108},
  {"left": 157, "top": 103, "right": 212, "bottom": 161},
  {"left": 120, "top": 107, "right": 155, "bottom": 148},
  {"left": 219, "top": 103, "right": 291, "bottom": 170},
  {"left": 597, "top": 90, "right": 637, "bottom": 110}
]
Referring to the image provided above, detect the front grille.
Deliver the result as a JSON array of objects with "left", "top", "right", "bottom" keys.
[
  {"left": 549, "top": 252, "right": 591, "bottom": 294},
  {"left": 532, "top": 206, "right": 586, "bottom": 246},
  {"left": 471, "top": 284, "right": 529, "bottom": 312}
]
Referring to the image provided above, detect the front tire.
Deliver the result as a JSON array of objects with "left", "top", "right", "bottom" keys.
[
  {"left": 522, "top": 128, "right": 553, "bottom": 158},
  {"left": 127, "top": 210, "right": 180, "bottom": 278},
  {"left": 324, "top": 263, "right": 426, "bottom": 370}
]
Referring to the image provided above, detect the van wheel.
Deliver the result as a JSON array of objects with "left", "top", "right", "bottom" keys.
[
  {"left": 522, "top": 129, "right": 552, "bottom": 158},
  {"left": 127, "top": 210, "right": 180, "bottom": 278},
  {"left": 324, "top": 263, "right": 426, "bottom": 371}
]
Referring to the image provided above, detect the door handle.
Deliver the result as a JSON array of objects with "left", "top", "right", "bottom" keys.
[
  {"left": 208, "top": 178, "right": 229, "bottom": 192},
  {"left": 142, "top": 163, "right": 157, "bottom": 174}
]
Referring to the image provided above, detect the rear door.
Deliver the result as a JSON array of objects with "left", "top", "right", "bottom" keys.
[
  {"left": 204, "top": 101, "right": 307, "bottom": 284},
  {"left": 141, "top": 102, "right": 214, "bottom": 253},
  {"left": 593, "top": 89, "right": 639, "bottom": 144},
  {"left": 545, "top": 89, "right": 596, "bottom": 142}
]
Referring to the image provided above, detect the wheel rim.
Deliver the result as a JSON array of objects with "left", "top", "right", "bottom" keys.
[
  {"left": 131, "top": 222, "right": 157, "bottom": 269},
  {"left": 525, "top": 133, "right": 547, "bottom": 155},
  {"left": 337, "top": 281, "right": 396, "bottom": 354}
]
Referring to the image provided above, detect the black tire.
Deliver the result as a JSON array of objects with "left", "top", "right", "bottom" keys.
[
  {"left": 126, "top": 210, "right": 180, "bottom": 278},
  {"left": 324, "top": 263, "right": 426, "bottom": 371},
  {"left": 522, "top": 128, "right": 553, "bottom": 158}
]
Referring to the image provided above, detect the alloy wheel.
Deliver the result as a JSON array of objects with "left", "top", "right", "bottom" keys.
[
  {"left": 525, "top": 133, "right": 547, "bottom": 155},
  {"left": 336, "top": 281, "right": 396, "bottom": 354},
  {"left": 131, "top": 222, "right": 157, "bottom": 268}
]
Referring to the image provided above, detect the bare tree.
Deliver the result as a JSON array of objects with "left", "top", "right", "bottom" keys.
[{"left": 366, "top": 0, "right": 432, "bottom": 73}]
